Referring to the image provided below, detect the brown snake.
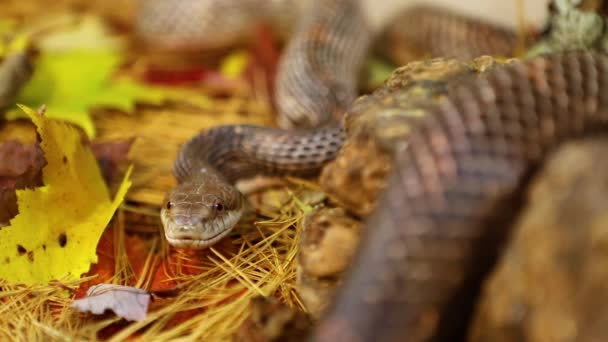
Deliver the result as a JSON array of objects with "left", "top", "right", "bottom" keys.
[{"left": 135, "top": 0, "right": 608, "bottom": 340}]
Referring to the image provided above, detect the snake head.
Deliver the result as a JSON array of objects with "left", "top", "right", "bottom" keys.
[{"left": 161, "top": 178, "right": 245, "bottom": 249}]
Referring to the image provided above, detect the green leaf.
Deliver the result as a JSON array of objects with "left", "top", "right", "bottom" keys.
[
  {"left": 6, "top": 15, "right": 210, "bottom": 138},
  {"left": 366, "top": 57, "right": 397, "bottom": 89},
  {"left": 8, "top": 49, "right": 211, "bottom": 138},
  {"left": 8, "top": 50, "right": 122, "bottom": 137}
]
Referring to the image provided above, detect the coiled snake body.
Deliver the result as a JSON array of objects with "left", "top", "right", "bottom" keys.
[{"left": 137, "top": 1, "right": 607, "bottom": 340}]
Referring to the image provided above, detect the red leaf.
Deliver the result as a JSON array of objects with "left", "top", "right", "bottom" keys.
[
  {"left": 141, "top": 66, "right": 209, "bottom": 86},
  {"left": 76, "top": 226, "right": 117, "bottom": 297},
  {"left": 246, "top": 24, "right": 281, "bottom": 96}
]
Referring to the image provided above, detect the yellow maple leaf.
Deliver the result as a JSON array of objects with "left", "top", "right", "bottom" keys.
[{"left": 0, "top": 105, "right": 132, "bottom": 285}]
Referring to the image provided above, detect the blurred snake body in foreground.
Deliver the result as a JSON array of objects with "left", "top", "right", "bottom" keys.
[{"left": 137, "top": 1, "right": 608, "bottom": 340}]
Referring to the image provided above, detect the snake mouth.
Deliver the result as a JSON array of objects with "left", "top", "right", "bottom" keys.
[
  {"left": 162, "top": 209, "right": 243, "bottom": 249},
  {"left": 165, "top": 226, "right": 234, "bottom": 249}
]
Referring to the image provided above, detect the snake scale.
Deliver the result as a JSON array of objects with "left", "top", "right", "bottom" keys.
[{"left": 136, "top": 0, "right": 607, "bottom": 340}]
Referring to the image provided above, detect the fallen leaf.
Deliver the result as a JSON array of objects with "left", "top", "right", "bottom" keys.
[
  {"left": 0, "top": 137, "right": 133, "bottom": 226},
  {"left": 71, "top": 283, "right": 150, "bottom": 322},
  {"left": 365, "top": 56, "right": 397, "bottom": 90},
  {"left": 0, "top": 20, "right": 32, "bottom": 108},
  {"left": 0, "top": 105, "right": 132, "bottom": 285},
  {"left": 0, "top": 140, "right": 44, "bottom": 180},
  {"left": 9, "top": 49, "right": 123, "bottom": 137},
  {"left": 139, "top": 63, "right": 246, "bottom": 95},
  {"left": 0, "top": 140, "right": 44, "bottom": 226},
  {"left": 246, "top": 24, "right": 281, "bottom": 96},
  {"left": 141, "top": 65, "right": 209, "bottom": 85},
  {"left": 77, "top": 224, "right": 154, "bottom": 296},
  {"left": 0, "top": 52, "right": 33, "bottom": 109},
  {"left": 0, "top": 188, "right": 18, "bottom": 228},
  {"left": 0, "top": 21, "right": 28, "bottom": 58},
  {"left": 6, "top": 14, "right": 210, "bottom": 138},
  {"left": 78, "top": 226, "right": 117, "bottom": 294},
  {"left": 92, "top": 78, "right": 211, "bottom": 113},
  {"left": 7, "top": 50, "right": 214, "bottom": 138},
  {"left": 220, "top": 50, "right": 250, "bottom": 79},
  {"left": 0, "top": 18, "right": 17, "bottom": 37},
  {"left": 7, "top": 50, "right": 211, "bottom": 137},
  {"left": 90, "top": 138, "right": 134, "bottom": 185},
  {"left": 37, "top": 15, "right": 124, "bottom": 52}
]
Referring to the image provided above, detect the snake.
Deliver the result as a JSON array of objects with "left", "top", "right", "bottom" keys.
[{"left": 135, "top": 0, "right": 608, "bottom": 340}]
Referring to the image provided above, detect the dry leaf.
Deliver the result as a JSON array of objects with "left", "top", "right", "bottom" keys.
[
  {"left": 0, "top": 53, "right": 32, "bottom": 108},
  {"left": 71, "top": 283, "right": 150, "bottom": 322},
  {"left": 0, "top": 140, "right": 44, "bottom": 226},
  {"left": 90, "top": 138, "right": 134, "bottom": 185}
]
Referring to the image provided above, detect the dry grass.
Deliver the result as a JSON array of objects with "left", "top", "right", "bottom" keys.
[
  {"left": 94, "top": 75, "right": 275, "bottom": 206},
  {"left": 0, "top": 178, "right": 316, "bottom": 341},
  {"left": 0, "top": 88, "right": 315, "bottom": 339}
]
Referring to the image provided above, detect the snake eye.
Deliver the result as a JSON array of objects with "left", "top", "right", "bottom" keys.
[
  {"left": 214, "top": 202, "right": 224, "bottom": 211},
  {"left": 166, "top": 201, "right": 173, "bottom": 210}
]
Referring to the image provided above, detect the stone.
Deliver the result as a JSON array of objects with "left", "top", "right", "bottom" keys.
[
  {"left": 297, "top": 208, "right": 361, "bottom": 318},
  {"left": 470, "top": 138, "right": 608, "bottom": 342}
]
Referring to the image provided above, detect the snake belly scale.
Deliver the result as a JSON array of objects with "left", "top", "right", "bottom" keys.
[{"left": 137, "top": 0, "right": 608, "bottom": 340}]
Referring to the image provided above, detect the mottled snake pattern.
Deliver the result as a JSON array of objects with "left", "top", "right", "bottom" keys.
[
  {"left": 136, "top": 1, "right": 608, "bottom": 341},
  {"left": 315, "top": 51, "right": 608, "bottom": 341}
]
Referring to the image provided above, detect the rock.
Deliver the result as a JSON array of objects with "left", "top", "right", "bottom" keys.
[
  {"left": 470, "top": 138, "right": 608, "bottom": 342},
  {"left": 233, "top": 296, "right": 312, "bottom": 342},
  {"left": 297, "top": 208, "right": 361, "bottom": 318},
  {"left": 527, "top": 0, "right": 608, "bottom": 56},
  {"left": 313, "top": 57, "right": 513, "bottom": 321},
  {"left": 319, "top": 139, "right": 391, "bottom": 216},
  {"left": 321, "top": 57, "right": 509, "bottom": 216}
]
